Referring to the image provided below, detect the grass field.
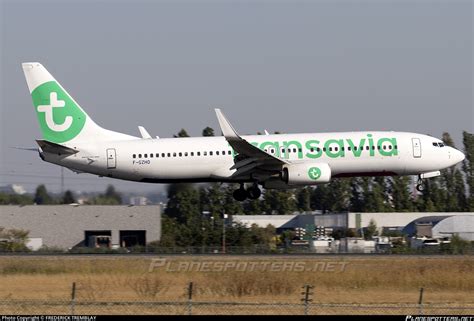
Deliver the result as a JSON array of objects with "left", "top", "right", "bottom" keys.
[{"left": 0, "top": 255, "right": 473, "bottom": 304}]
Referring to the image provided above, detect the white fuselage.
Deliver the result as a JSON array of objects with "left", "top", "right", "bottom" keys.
[{"left": 42, "top": 131, "right": 464, "bottom": 185}]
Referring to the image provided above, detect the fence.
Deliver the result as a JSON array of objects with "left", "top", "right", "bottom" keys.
[
  {"left": 1, "top": 300, "right": 473, "bottom": 315},
  {"left": 1, "top": 283, "right": 473, "bottom": 315}
]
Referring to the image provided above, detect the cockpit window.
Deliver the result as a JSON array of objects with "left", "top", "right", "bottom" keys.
[
  {"left": 439, "top": 143, "right": 445, "bottom": 147},
  {"left": 433, "top": 142, "right": 438, "bottom": 147}
]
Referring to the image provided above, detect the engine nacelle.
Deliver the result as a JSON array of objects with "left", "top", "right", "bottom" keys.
[{"left": 282, "top": 162, "right": 332, "bottom": 186}]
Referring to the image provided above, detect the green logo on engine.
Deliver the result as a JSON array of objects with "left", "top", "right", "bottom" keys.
[{"left": 308, "top": 167, "right": 321, "bottom": 180}]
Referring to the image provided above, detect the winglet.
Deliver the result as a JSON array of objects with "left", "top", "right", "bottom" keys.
[
  {"left": 138, "top": 126, "right": 152, "bottom": 139},
  {"left": 215, "top": 108, "right": 240, "bottom": 138}
]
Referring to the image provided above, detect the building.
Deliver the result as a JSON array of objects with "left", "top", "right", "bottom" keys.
[
  {"left": 0, "top": 205, "right": 161, "bottom": 250},
  {"left": 402, "top": 215, "right": 474, "bottom": 241},
  {"left": 232, "top": 212, "right": 474, "bottom": 236}
]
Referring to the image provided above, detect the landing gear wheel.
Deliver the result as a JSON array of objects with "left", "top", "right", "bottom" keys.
[
  {"left": 247, "top": 185, "right": 262, "bottom": 200},
  {"left": 233, "top": 185, "right": 247, "bottom": 201},
  {"left": 416, "top": 175, "right": 424, "bottom": 192}
]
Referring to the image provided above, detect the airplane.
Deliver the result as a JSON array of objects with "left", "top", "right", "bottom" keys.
[{"left": 22, "top": 62, "right": 465, "bottom": 201}]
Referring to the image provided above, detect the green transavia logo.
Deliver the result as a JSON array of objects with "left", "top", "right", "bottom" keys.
[
  {"left": 308, "top": 167, "right": 321, "bottom": 180},
  {"left": 31, "top": 81, "right": 86, "bottom": 143}
]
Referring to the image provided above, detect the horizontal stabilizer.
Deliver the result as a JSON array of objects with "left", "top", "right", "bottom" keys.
[
  {"left": 36, "top": 139, "right": 78, "bottom": 155},
  {"left": 10, "top": 146, "right": 38, "bottom": 152}
]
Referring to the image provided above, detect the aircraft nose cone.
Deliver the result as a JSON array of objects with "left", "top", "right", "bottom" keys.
[
  {"left": 450, "top": 148, "right": 466, "bottom": 165},
  {"left": 452, "top": 148, "right": 465, "bottom": 164}
]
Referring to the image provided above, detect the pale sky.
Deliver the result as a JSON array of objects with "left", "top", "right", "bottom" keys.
[{"left": 0, "top": 0, "right": 472, "bottom": 194}]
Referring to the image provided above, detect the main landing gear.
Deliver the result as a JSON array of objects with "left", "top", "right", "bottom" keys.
[
  {"left": 416, "top": 175, "right": 424, "bottom": 192},
  {"left": 233, "top": 183, "right": 261, "bottom": 201}
]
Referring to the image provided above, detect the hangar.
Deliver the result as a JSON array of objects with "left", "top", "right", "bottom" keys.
[
  {"left": 0, "top": 205, "right": 161, "bottom": 250},
  {"left": 232, "top": 212, "right": 474, "bottom": 236},
  {"left": 402, "top": 215, "right": 474, "bottom": 241}
]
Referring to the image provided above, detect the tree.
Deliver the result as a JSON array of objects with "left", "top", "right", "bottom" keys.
[
  {"left": 462, "top": 131, "right": 474, "bottom": 211},
  {"left": 174, "top": 129, "right": 190, "bottom": 138},
  {"left": 363, "top": 177, "right": 390, "bottom": 212},
  {"left": 0, "top": 227, "right": 29, "bottom": 252},
  {"left": 61, "top": 190, "right": 76, "bottom": 204},
  {"left": 0, "top": 193, "right": 33, "bottom": 205},
  {"left": 311, "top": 184, "right": 330, "bottom": 212},
  {"left": 104, "top": 185, "right": 122, "bottom": 204},
  {"left": 262, "top": 189, "right": 297, "bottom": 214},
  {"left": 447, "top": 234, "right": 471, "bottom": 254},
  {"left": 349, "top": 178, "right": 364, "bottom": 212},
  {"left": 390, "top": 176, "right": 413, "bottom": 211},
  {"left": 34, "top": 185, "right": 53, "bottom": 205},
  {"left": 364, "top": 219, "right": 378, "bottom": 239},
  {"left": 325, "top": 178, "right": 351, "bottom": 212},
  {"left": 202, "top": 127, "right": 215, "bottom": 137},
  {"left": 296, "top": 187, "right": 312, "bottom": 212},
  {"left": 89, "top": 185, "right": 122, "bottom": 205}
]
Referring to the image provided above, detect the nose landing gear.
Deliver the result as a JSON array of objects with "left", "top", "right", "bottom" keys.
[
  {"left": 416, "top": 176, "right": 424, "bottom": 192},
  {"left": 232, "top": 183, "right": 262, "bottom": 201}
]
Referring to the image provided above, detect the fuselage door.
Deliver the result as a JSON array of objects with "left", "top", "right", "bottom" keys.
[
  {"left": 106, "top": 148, "right": 117, "bottom": 169},
  {"left": 412, "top": 138, "right": 422, "bottom": 158}
]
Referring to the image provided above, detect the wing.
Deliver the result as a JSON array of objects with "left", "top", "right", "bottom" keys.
[{"left": 215, "top": 109, "right": 288, "bottom": 178}]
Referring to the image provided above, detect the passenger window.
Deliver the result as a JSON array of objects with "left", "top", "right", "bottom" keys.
[
  {"left": 178, "top": 152, "right": 182, "bottom": 157},
  {"left": 439, "top": 143, "right": 445, "bottom": 147},
  {"left": 185, "top": 152, "right": 188, "bottom": 156},
  {"left": 394, "top": 145, "right": 397, "bottom": 150},
  {"left": 228, "top": 151, "right": 232, "bottom": 155},
  {"left": 133, "top": 154, "right": 136, "bottom": 159},
  {"left": 216, "top": 151, "right": 220, "bottom": 155},
  {"left": 372, "top": 146, "right": 375, "bottom": 150},
  {"left": 348, "top": 147, "right": 351, "bottom": 151},
  {"left": 317, "top": 148, "right": 321, "bottom": 152},
  {"left": 310, "top": 148, "right": 314, "bottom": 152},
  {"left": 323, "top": 148, "right": 326, "bottom": 152},
  {"left": 210, "top": 151, "right": 213, "bottom": 156},
  {"left": 271, "top": 149, "right": 274, "bottom": 153},
  {"left": 334, "top": 147, "right": 338, "bottom": 152},
  {"left": 167, "top": 153, "right": 171, "bottom": 157},
  {"left": 162, "top": 153, "right": 165, "bottom": 157},
  {"left": 222, "top": 150, "right": 226, "bottom": 155},
  {"left": 354, "top": 147, "right": 357, "bottom": 151},
  {"left": 150, "top": 153, "right": 153, "bottom": 158},
  {"left": 293, "top": 148, "right": 297, "bottom": 153},
  {"left": 329, "top": 147, "right": 333, "bottom": 152},
  {"left": 198, "top": 152, "right": 201, "bottom": 156},
  {"left": 298, "top": 148, "right": 302, "bottom": 153},
  {"left": 204, "top": 151, "right": 207, "bottom": 156},
  {"left": 366, "top": 146, "right": 369, "bottom": 150},
  {"left": 173, "top": 153, "right": 177, "bottom": 157},
  {"left": 144, "top": 154, "right": 148, "bottom": 158},
  {"left": 377, "top": 146, "right": 381, "bottom": 150},
  {"left": 156, "top": 153, "right": 159, "bottom": 158},
  {"left": 191, "top": 152, "right": 194, "bottom": 156},
  {"left": 138, "top": 154, "right": 142, "bottom": 158},
  {"left": 433, "top": 142, "right": 438, "bottom": 147},
  {"left": 388, "top": 145, "right": 392, "bottom": 150}
]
